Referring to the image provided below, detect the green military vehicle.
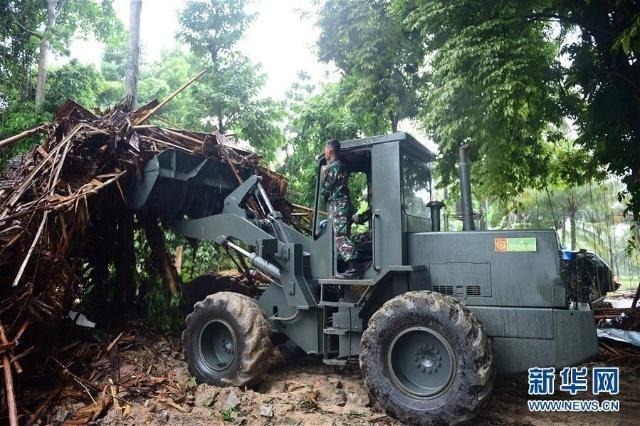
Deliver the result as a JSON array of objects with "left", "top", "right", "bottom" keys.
[{"left": 129, "top": 132, "right": 598, "bottom": 425}]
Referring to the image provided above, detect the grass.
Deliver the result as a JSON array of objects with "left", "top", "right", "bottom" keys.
[{"left": 220, "top": 406, "right": 240, "bottom": 422}]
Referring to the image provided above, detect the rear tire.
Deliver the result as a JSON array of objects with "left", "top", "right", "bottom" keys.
[
  {"left": 360, "top": 291, "right": 494, "bottom": 425},
  {"left": 183, "top": 292, "right": 272, "bottom": 386}
]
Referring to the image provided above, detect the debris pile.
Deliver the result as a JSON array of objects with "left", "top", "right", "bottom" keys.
[
  {"left": 595, "top": 285, "right": 640, "bottom": 364},
  {"left": 24, "top": 324, "right": 384, "bottom": 425},
  {"left": 19, "top": 326, "right": 192, "bottom": 424},
  {"left": 27, "top": 322, "right": 640, "bottom": 425},
  {"left": 0, "top": 98, "right": 308, "bottom": 423}
]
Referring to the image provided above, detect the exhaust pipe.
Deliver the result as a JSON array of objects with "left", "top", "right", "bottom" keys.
[
  {"left": 427, "top": 200, "right": 444, "bottom": 232},
  {"left": 458, "top": 144, "right": 475, "bottom": 231}
]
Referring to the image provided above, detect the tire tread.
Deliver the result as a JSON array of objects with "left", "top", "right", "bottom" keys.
[
  {"left": 360, "top": 291, "right": 494, "bottom": 425},
  {"left": 183, "top": 292, "right": 272, "bottom": 387}
]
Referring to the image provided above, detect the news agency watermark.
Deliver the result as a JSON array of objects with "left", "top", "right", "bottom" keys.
[
  {"left": 527, "top": 366, "right": 620, "bottom": 412},
  {"left": 527, "top": 399, "right": 620, "bottom": 412}
]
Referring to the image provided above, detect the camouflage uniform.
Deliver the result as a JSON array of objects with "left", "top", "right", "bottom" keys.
[{"left": 321, "top": 159, "right": 356, "bottom": 262}]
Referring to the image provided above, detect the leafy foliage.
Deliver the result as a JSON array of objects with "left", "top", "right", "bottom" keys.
[
  {"left": 0, "top": 0, "right": 121, "bottom": 158},
  {"left": 0, "top": 0, "right": 43, "bottom": 106},
  {"left": 45, "top": 0, "right": 122, "bottom": 54},
  {"left": 395, "top": 0, "right": 640, "bottom": 217},
  {"left": 0, "top": 103, "right": 50, "bottom": 166},
  {"left": 281, "top": 82, "right": 362, "bottom": 206},
  {"left": 190, "top": 53, "right": 285, "bottom": 162},
  {"left": 494, "top": 179, "right": 639, "bottom": 281},
  {"left": 178, "top": 0, "right": 254, "bottom": 61},
  {"left": 398, "top": 1, "right": 569, "bottom": 200},
  {"left": 143, "top": 273, "right": 184, "bottom": 334},
  {"left": 550, "top": 0, "right": 640, "bottom": 220},
  {"left": 317, "top": 0, "right": 424, "bottom": 131},
  {"left": 45, "top": 60, "right": 105, "bottom": 111},
  {"left": 177, "top": 0, "right": 284, "bottom": 162}
]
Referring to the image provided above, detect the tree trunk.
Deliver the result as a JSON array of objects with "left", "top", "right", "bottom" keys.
[
  {"left": 389, "top": 111, "right": 398, "bottom": 132},
  {"left": 125, "top": 0, "right": 143, "bottom": 107},
  {"left": 565, "top": 190, "right": 578, "bottom": 250},
  {"left": 569, "top": 211, "right": 577, "bottom": 250},
  {"left": 140, "top": 213, "right": 181, "bottom": 295},
  {"left": 34, "top": 0, "right": 58, "bottom": 109},
  {"left": 602, "top": 186, "right": 616, "bottom": 274}
]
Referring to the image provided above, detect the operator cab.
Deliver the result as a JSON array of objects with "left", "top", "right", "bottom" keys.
[{"left": 312, "top": 132, "right": 435, "bottom": 277}]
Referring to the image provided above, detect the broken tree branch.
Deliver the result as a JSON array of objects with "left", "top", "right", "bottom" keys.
[
  {"left": 0, "top": 125, "right": 49, "bottom": 150},
  {"left": 0, "top": 325, "right": 18, "bottom": 426},
  {"left": 134, "top": 68, "right": 207, "bottom": 125},
  {"left": 12, "top": 212, "right": 48, "bottom": 287}
]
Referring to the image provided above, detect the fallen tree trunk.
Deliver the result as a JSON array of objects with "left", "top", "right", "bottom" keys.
[{"left": 140, "top": 213, "right": 181, "bottom": 296}]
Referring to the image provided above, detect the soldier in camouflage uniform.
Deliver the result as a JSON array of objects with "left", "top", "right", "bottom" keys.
[{"left": 321, "top": 139, "right": 358, "bottom": 278}]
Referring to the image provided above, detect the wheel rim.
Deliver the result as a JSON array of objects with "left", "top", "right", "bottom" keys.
[
  {"left": 199, "top": 319, "right": 237, "bottom": 372},
  {"left": 387, "top": 326, "right": 456, "bottom": 398}
]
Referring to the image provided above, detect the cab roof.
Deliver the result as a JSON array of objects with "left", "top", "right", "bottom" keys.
[{"left": 340, "top": 132, "right": 434, "bottom": 163}]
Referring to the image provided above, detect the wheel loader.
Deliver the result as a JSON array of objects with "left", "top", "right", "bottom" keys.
[{"left": 128, "top": 132, "right": 599, "bottom": 425}]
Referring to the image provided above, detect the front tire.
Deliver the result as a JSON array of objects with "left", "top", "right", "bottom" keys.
[
  {"left": 183, "top": 292, "right": 273, "bottom": 386},
  {"left": 181, "top": 271, "right": 256, "bottom": 312},
  {"left": 360, "top": 291, "right": 494, "bottom": 425}
]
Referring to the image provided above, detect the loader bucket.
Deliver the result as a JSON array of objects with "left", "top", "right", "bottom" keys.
[{"left": 126, "top": 149, "right": 243, "bottom": 222}]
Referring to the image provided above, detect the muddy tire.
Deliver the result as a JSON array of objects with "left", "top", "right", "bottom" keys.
[
  {"left": 182, "top": 271, "right": 256, "bottom": 311},
  {"left": 183, "top": 292, "right": 272, "bottom": 386},
  {"left": 360, "top": 291, "right": 494, "bottom": 425}
]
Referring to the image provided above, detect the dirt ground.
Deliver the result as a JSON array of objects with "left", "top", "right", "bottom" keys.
[{"left": 36, "top": 329, "right": 640, "bottom": 426}]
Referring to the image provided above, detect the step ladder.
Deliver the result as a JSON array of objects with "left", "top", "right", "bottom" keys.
[{"left": 318, "top": 277, "right": 370, "bottom": 366}]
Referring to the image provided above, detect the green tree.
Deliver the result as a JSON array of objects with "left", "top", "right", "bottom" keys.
[
  {"left": 498, "top": 179, "right": 632, "bottom": 278},
  {"left": 135, "top": 48, "right": 200, "bottom": 127},
  {"left": 1, "top": 0, "right": 122, "bottom": 160},
  {"left": 281, "top": 71, "right": 315, "bottom": 161},
  {"left": 0, "top": 0, "right": 43, "bottom": 105},
  {"left": 0, "top": 102, "right": 47, "bottom": 167},
  {"left": 178, "top": 0, "right": 254, "bottom": 62},
  {"left": 178, "top": 0, "right": 283, "bottom": 161},
  {"left": 101, "top": 37, "right": 128, "bottom": 82},
  {"left": 1, "top": 1, "right": 49, "bottom": 157},
  {"left": 547, "top": 140, "right": 606, "bottom": 249},
  {"left": 44, "top": 60, "right": 105, "bottom": 111},
  {"left": 490, "top": 138, "right": 604, "bottom": 246},
  {"left": 33, "top": 0, "right": 121, "bottom": 108},
  {"left": 548, "top": 0, "right": 640, "bottom": 222},
  {"left": 98, "top": 34, "right": 131, "bottom": 108},
  {"left": 396, "top": 0, "right": 640, "bottom": 222},
  {"left": 397, "top": 0, "right": 569, "bottom": 202},
  {"left": 317, "top": 0, "right": 424, "bottom": 132},
  {"left": 281, "top": 82, "right": 362, "bottom": 206}
]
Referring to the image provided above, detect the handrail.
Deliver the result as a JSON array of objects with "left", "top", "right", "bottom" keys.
[
  {"left": 372, "top": 209, "right": 381, "bottom": 271},
  {"left": 312, "top": 159, "right": 326, "bottom": 240}
]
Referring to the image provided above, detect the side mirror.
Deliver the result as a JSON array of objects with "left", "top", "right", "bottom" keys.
[{"left": 317, "top": 219, "right": 329, "bottom": 237}]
